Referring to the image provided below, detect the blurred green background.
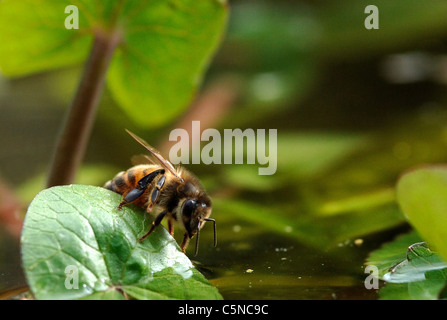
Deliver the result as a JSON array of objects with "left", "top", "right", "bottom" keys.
[{"left": 2, "top": 0, "right": 447, "bottom": 299}]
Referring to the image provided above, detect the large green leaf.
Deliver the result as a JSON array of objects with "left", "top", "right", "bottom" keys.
[
  {"left": 20, "top": 185, "right": 222, "bottom": 300},
  {"left": 0, "top": 1, "right": 92, "bottom": 76},
  {"left": 106, "top": 0, "right": 227, "bottom": 127},
  {"left": 396, "top": 166, "right": 447, "bottom": 263},
  {"left": 0, "top": 0, "right": 228, "bottom": 127}
]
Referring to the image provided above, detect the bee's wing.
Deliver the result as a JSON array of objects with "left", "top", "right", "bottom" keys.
[
  {"left": 126, "top": 129, "right": 184, "bottom": 183},
  {"left": 130, "top": 154, "right": 155, "bottom": 166}
]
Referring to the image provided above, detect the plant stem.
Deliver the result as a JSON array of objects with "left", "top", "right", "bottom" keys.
[
  {"left": 46, "top": 31, "right": 120, "bottom": 187},
  {"left": 0, "top": 176, "right": 24, "bottom": 238}
]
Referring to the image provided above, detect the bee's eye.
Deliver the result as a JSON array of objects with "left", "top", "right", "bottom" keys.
[{"left": 182, "top": 199, "right": 197, "bottom": 217}]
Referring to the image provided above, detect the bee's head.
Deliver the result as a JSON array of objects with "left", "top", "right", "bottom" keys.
[
  {"left": 180, "top": 197, "right": 216, "bottom": 256},
  {"left": 181, "top": 198, "right": 211, "bottom": 237}
]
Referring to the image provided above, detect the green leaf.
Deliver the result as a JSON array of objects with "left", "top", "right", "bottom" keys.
[
  {"left": 365, "top": 165, "right": 447, "bottom": 299},
  {"left": 0, "top": 1, "right": 93, "bottom": 76},
  {"left": 20, "top": 185, "right": 222, "bottom": 300},
  {"left": 106, "top": 0, "right": 228, "bottom": 127},
  {"left": 382, "top": 244, "right": 447, "bottom": 300},
  {"left": 367, "top": 232, "right": 424, "bottom": 277},
  {"left": 396, "top": 166, "right": 447, "bottom": 263},
  {"left": 0, "top": 0, "right": 228, "bottom": 127},
  {"left": 382, "top": 242, "right": 447, "bottom": 284},
  {"left": 366, "top": 233, "right": 447, "bottom": 300}
]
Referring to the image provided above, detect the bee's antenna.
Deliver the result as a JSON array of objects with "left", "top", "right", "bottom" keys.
[
  {"left": 204, "top": 218, "right": 217, "bottom": 248},
  {"left": 194, "top": 221, "right": 201, "bottom": 257}
]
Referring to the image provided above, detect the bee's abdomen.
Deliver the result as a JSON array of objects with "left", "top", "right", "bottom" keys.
[
  {"left": 104, "top": 165, "right": 155, "bottom": 196},
  {"left": 104, "top": 171, "right": 129, "bottom": 195}
]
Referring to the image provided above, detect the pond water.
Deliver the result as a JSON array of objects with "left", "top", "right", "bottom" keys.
[
  {"left": 193, "top": 224, "right": 402, "bottom": 300},
  {"left": 0, "top": 216, "right": 400, "bottom": 300}
]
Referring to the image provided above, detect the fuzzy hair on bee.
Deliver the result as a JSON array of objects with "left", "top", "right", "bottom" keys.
[{"left": 104, "top": 130, "right": 216, "bottom": 256}]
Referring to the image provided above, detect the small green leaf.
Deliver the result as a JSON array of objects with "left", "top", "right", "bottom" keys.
[
  {"left": 366, "top": 233, "right": 447, "bottom": 300},
  {"left": 382, "top": 242, "right": 447, "bottom": 284},
  {"left": 396, "top": 166, "right": 447, "bottom": 263},
  {"left": 367, "top": 232, "right": 423, "bottom": 277},
  {"left": 21, "top": 185, "right": 222, "bottom": 300}
]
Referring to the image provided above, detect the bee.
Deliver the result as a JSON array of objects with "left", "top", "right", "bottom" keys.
[{"left": 104, "top": 130, "right": 216, "bottom": 256}]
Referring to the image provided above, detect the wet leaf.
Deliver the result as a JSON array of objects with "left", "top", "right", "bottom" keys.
[
  {"left": 366, "top": 233, "right": 447, "bottom": 300},
  {"left": 365, "top": 165, "right": 447, "bottom": 299},
  {"left": 367, "top": 232, "right": 423, "bottom": 277},
  {"left": 382, "top": 242, "right": 447, "bottom": 284},
  {"left": 396, "top": 166, "right": 447, "bottom": 263},
  {"left": 21, "top": 185, "right": 222, "bottom": 300}
]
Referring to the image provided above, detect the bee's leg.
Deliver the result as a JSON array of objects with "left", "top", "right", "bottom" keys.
[
  {"left": 146, "top": 175, "right": 166, "bottom": 213},
  {"left": 118, "top": 188, "right": 144, "bottom": 210},
  {"left": 138, "top": 209, "right": 168, "bottom": 242},
  {"left": 180, "top": 233, "right": 190, "bottom": 253},
  {"left": 118, "top": 169, "right": 165, "bottom": 209},
  {"left": 168, "top": 219, "right": 174, "bottom": 236}
]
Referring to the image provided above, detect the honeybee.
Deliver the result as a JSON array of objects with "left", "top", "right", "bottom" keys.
[{"left": 104, "top": 130, "right": 216, "bottom": 256}]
